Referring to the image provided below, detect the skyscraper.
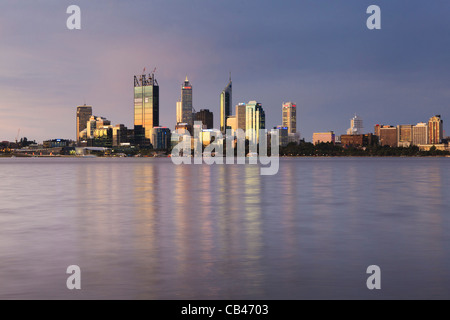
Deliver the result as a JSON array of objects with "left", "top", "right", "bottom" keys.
[
  {"left": 176, "top": 76, "right": 193, "bottom": 127},
  {"left": 428, "top": 115, "right": 443, "bottom": 145},
  {"left": 76, "top": 105, "right": 92, "bottom": 143},
  {"left": 282, "top": 102, "right": 297, "bottom": 134},
  {"left": 134, "top": 72, "right": 159, "bottom": 144},
  {"left": 347, "top": 114, "right": 363, "bottom": 135},
  {"left": 246, "top": 101, "right": 265, "bottom": 144},
  {"left": 220, "top": 75, "right": 232, "bottom": 133}
]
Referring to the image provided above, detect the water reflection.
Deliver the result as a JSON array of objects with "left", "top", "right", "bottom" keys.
[{"left": 1, "top": 158, "right": 449, "bottom": 299}]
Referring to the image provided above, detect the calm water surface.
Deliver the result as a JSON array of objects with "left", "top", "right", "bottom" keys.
[{"left": 0, "top": 157, "right": 449, "bottom": 299}]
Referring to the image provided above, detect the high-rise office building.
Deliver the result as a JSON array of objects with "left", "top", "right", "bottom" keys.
[
  {"left": 220, "top": 75, "right": 232, "bottom": 133},
  {"left": 397, "top": 125, "right": 413, "bottom": 148},
  {"left": 347, "top": 114, "right": 363, "bottom": 135},
  {"left": 246, "top": 101, "right": 265, "bottom": 144},
  {"left": 134, "top": 72, "right": 159, "bottom": 145},
  {"left": 76, "top": 105, "right": 92, "bottom": 143},
  {"left": 428, "top": 115, "right": 443, "bottom": 144},
  {"left": 195, "top": 109, "right": 214, "bottom": 129},
  {"left": 236, "top": 103, "right": 246, "bottom": 130},
  {"left": 282, "top": 102, "right": 297, "bottom": 134},
  {"left": 412, "top": 122, "right": 429, "bottom": 145},
  {"left": 176, "top": 77, "right": 193, "bottom": 127}
]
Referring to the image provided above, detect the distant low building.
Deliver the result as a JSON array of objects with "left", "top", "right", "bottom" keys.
[
  {"left": 43, "top": 139, "right": 72, "bottom": 148},
  {"left": 313, "top": 132, "right": 335, "bottom": 145},
  {"left": 340, "top": 134, "right": 377, "bottom": 148},
  {"left": 418, "top": 144, "right": 447, "bottom": 152}
]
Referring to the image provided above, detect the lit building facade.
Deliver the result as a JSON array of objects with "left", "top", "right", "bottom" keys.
[
  {"left": 428, "top": 115, "right": 443, "bottom": 144},
  {"left": 397, "top": 125, "right": 413, "bottom": 148},
  {"left": 412, "top": 123, "right": 428, "bottom": 146},
  {"left": 313, "top": 132, "right": 335, "bottom": 145},
  {"left": 282, "top": 102, "right": 297, "bottom": 134},
  {"left": 226, "top": 116, "right": 237, "bottom": 134},
  {"left": 87, "top": 116, "right": 111, "bottom": 139}
]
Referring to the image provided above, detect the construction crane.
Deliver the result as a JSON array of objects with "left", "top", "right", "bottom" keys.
[{"left": 15, "top": 129, "right": 20, "bottom": 144}]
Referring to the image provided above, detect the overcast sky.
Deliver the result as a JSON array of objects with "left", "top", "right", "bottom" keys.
[{"left": 0, "top": 0, "right": 449, "bottom": 142}]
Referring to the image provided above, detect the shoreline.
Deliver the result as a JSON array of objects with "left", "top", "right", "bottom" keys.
[{"left": 2, "top": 154, "right": 449, "bottom": 159}]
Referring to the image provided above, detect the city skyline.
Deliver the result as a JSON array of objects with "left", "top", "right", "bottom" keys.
[{"left": 1, "top": 1, "right": 450, "bottom": 142}]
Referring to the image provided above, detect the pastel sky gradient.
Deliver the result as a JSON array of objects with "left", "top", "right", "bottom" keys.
[{"left": 0, "top": 0, "right": 449, "bottom": 142}]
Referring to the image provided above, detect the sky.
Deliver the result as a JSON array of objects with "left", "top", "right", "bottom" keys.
[{"left": 0, "top": 0, "right": 449, "bottom": 143}]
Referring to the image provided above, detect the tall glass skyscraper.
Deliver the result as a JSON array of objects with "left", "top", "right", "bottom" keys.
[
  {"left": 220, "top": 75, "right": 232, "bottom": 133},
  {"left": 177, "top": 76, "right": 193, "bottom": 126},
  {"left": 134, "top": 72, "right": 159, "bottom": 144},
  {"left": 246, "top": 101, "right": 265, "bottom": 144}
]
